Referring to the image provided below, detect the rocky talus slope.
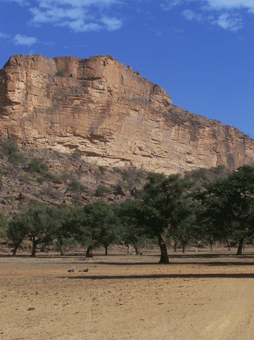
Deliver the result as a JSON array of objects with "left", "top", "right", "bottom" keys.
[
  {"left": 0, "top": 143, "right": 146, "bottom": 217},
  {"left": 0, "top": 54, "right": 254, "bottom": 174}
]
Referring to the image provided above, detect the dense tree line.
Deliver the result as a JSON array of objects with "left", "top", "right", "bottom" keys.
[{"left": 4, "top": 165, "right": 254, "bottom": 263}]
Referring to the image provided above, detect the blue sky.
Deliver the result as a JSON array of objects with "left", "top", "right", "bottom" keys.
[{"left": 0, "top": 0, "right": 254, "bottom": 137}]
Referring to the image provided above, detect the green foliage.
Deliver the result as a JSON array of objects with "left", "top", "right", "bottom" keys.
[
  {"left": 7, "top": 204, "right": 62, "bottom": 256},
  {"left": 26, "top": 206, "right": 56, "bottom": 256},
  {"left": 82, "top": 201, "right": 122, "bottom": 255},
  {"left": 36, "top": 176, "right": 45, "bottom": 184},
  {"left": 7, "top": 163, "right": 254, "bottom": 258},
  {"left": 2, "top": 140, "right": 19, "bottom": 154},
  {"left": 68, "top": 179, "right": 84, "bottom": 191},
  {"left": 62, "top": 207, "right": 86, "bottom": 244},
  {"left": 170, "top": 198, "right": 200, "bottom": 253},
  {"left": 46, "top": 172, "right": 60, "bottom": 183},
  {"left": 2, "top": 140, "right": 20, "bottom": 165},
  {"left": 135, "top": 171, "right": 145, "bottom": 182},
  {"left": 99, "top": 166, "right": 106, "bottom": 175},
  {"left": 113, "top": 167, "right": 120, "bottom": 173},
  {"left": 197, "top": 165, "right": 254, "bottom": 254},
  {"left": 61, "top": 173, "right": 71, "bottom": 183},
  {"left": 141, "top": 172, "right": 195, "bottom": 262},
  {"left": 71, "top": 199, "right": 83, "bottom": 206},
  {"left": 120, "top": 167, "right": 146, "bottom": 189},
  {"left": 7, "top": 213, "right": 29, "bottom": 255},
  {"left": 116, "top": 181, "right": 128, "bottom": 190},
  {"left": 213, "top": 165, "right": 226, "bottom": 176},
  {"left": 189, "top": 168, "right": 207, "bottom": 181},
  {"left": 72, "top": 151, "right": 82, "bottom": 159},
  {"left": 28, "top": 158, "right": 49, "bottom": 175},
  {"left": 45, "top": 205, "right": 72, "bottom": 255},
  {"left": 56, "top": 70, "right": 65, "bottom": 77},
  {"left": 122, "top": 173, "right": 130, "bottom": 182},
  {"left": 187, "top": 116, "right": 199, "bottom": 125},
  {"left": 117, "top": 199, "right": 146, "bottom": 254},
  {"left": 95, "top": 184, "right": 111, "bottom": 197},
  {"left": 0, "top": 213, "right": 8, "bottom": 239}
]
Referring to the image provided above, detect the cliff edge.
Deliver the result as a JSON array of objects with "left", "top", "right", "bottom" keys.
[{"left": 0, "top": 54, "right": 253, "bottom": 174}]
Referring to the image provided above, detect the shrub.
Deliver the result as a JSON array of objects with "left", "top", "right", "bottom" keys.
[
  {"left": 36, "top": 176, "right": 45, "bottom": 185},
  {"left": 135, "top": 171, "right": 145, "bottom": 182},
  {"left": 28, "top": 158, "right": 49, "bottom": 175},
  {"left": 68, "top": 179, "right": 84, "bottom": 191},
  {"left": 56, "top": 70, "right": 65, "bottom": 77},
  {"left": 71, "top": 199, "right": 82, "bottom": 207},
  {"left": 2, "top": 140, "right": 20, "bottom": 165},
  {"left": 0, "top": 213, "right": 8, "bottom": 238},
  {"left": 214, "top": 165, "right": 225, "bottom": 176},
  {"left": 46, "top": 172, "right": 60, "bottom": 183},
  {"left": 122, "top": 174, "right": 130, "bottom": 182},
  {"left": 2, "top": 140, "right": 19, "bottom": 155},
  {"left": 95, "top": 184, "right": 111, "bottom": 197},
  {"left": 61, "top": 173, "right": 71, "bottom": 183},
  {"left": 99, "top": 166, "right": 106, "bottom": 175},
  {"left": 72, "top": 151, "right": 82, "bottom": 159}
]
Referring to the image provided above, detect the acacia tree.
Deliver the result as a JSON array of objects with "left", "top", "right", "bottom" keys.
[
  {"left": 117, "top": 199, "right": 146, "bottom": 255},
  {"left": 199, "top": 165, "right": 254, "bottom": 255},
  {"left": 83, "top": 201, "right": 121, "bottom": 256},
  {"left": 141, "top": 173, "right": 194, "bottom": 263},
  {"left": 7, "top": 205, "right": 54, "bottom": 256},
  {"left": 170, "top": 199, "right": 199, "bottom": 253},
  {"left": 0, "top": 213, "right": 8, "bottom": 239},
  {"left": 46, "top": 204, "right": 73, "bottom": 256},
  {"left": 7, "top": 213, "right": 30, "bottom": 256},
  {"left": 61, "top": 206, "right": 88, "bottom": 252},
  {"left": 25, "top": 206, "right": 54, "bottom": 257}
]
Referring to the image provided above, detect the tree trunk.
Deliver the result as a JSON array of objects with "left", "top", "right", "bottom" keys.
[
  {"left": 210, "top": 242, "right": 213, "bottom": 251},
  {"left": 86, "top": 245, "right": 93, "bottom": 257},
  {"left": 127, "top": 244, "right": 130, "bottom": 254},
  {"left": 12, "top": 242, "right": 21, "bottom": 256},
  {"left": 59, "top": 239, "right": 65, "bottom": 256},
  {"left": 182, "top": 244, "right": 186, "bottom": 253},
  {"left": 104, "top": 245, "right": 108, "bottom": 256},
  {"left": 132, "top": 240, "right": 140, "bottom": 255},
  {"left": 237, "top": 238, "right": 244, "bottom": 255},
  {"left": 158, "top": 232, "right": 169, "bottom": 264},
  {"left": 173, "top": 241, "right": 177, "bottom": 252},
  {"left": 31, "top": 241, "right": 38, "bottom": 257}
]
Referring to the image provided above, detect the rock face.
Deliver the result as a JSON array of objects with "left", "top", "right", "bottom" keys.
[{"left": 0, "top": 54, "right": 254, "bottom": 174}]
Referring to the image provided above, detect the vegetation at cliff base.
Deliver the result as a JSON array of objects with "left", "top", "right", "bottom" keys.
[{"left": 4, "top": 164, "right": 254, "bottom": 262}]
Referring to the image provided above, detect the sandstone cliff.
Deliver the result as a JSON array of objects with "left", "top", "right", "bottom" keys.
[{"left": 0, "top": 54, "right": 253, "bottom": 174}]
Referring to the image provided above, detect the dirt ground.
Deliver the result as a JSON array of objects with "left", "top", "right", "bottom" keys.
[{"left": 1, "top": 247, "right": 254, "bottom": 340}]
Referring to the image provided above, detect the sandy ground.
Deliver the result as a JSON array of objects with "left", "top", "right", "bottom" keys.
[{"left": 1, "top": 248, "right": 254, "bottom": 340}]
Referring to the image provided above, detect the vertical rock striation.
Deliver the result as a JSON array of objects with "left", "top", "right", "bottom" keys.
[{"left": 0, "top": 54, "right": 253, "bottom": 174}]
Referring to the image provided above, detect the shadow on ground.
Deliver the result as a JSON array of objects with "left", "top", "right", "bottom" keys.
[{"left": 67, "top": 273, "right": 254, "bottom": 280}]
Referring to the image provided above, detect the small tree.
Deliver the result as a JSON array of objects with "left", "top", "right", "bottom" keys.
[
  {"left": 7, "top": 213, "right": 29, "bottom": 256},
  {"left": 25, "top": 205, "right": 54, "bottom": 257},
  {"left": 0, "top": 213, "right": 8, "bottom": 239},
  {"left": 56, "top": 70, "right": 65, "bottom": 77},
  {"left": 95, "top": 184, "right": 111, "bottom": 197},
  {"left": 28, "top": 158, "right": 49, "bottom": 175},
  {"left": 2, "top": 140, "right": 20, "bottom": 165},
  {"left": 83, "top": 201, "right": 121, "bottom": 256},
  {"left": 117, "top": 199, "right": 146, "bottom": 254},
  {"left": 141, "top": 173, "right": 194, "bottom": 263},
  {"left": 198, "top": 165, "right": 254, "bottom": 255},
  {"left": 46, "top": 205, "right": 71, "bottom": 256}
]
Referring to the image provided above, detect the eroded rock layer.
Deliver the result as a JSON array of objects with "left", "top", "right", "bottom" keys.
[{"left": 0, "top": 54, "right": 253, "bottom": 174}]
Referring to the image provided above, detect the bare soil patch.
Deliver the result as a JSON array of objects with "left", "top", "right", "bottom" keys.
[{"left": 1, "top": 248, "right": 254, "bottom": 340}]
